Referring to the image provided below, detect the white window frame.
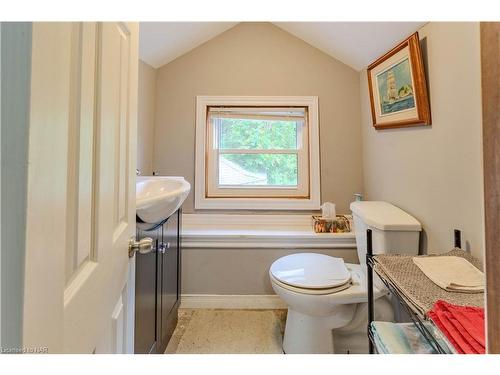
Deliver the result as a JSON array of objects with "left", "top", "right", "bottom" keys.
[{"left": 195, "top": 96, "right": 321, "bottom": 210}]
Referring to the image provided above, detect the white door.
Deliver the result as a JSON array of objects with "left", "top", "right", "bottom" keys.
[{"left": 22, "top": 22, "right": 138, "bottom": 353}]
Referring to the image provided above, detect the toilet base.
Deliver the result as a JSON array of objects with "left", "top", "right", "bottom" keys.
[
  {"left": 283, "top": 309, "right": 335, "bottom": 354},
  {"left": 282, "top": 305, "right": 356, "bottom": 354},
  {"left": 282, "top": 298, "right": 394, "bottom": 354}
]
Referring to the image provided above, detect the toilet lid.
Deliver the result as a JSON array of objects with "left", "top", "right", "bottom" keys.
[{"left": 270, "top": 253, "right": 351, "bottom": 289}]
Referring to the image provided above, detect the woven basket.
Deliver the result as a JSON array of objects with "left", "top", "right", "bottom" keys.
[{"left": 312, "top": 215, "right": 351, "bottom": 233}]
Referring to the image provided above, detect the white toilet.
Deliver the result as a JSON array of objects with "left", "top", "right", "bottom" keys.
[{"left": 270, "top": 201, "right": 422, "bottom": 354}]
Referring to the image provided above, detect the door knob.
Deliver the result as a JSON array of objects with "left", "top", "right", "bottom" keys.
[{"left": 128, "top": 237, "right": 154, "bottom": 258}]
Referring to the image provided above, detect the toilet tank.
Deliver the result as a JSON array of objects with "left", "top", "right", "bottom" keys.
[{"left": 350, "top": 201, "right": 421, "bottom": 270}]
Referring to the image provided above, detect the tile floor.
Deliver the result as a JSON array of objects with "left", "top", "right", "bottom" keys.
[{"left": 165, "top": 309, "right": 287, "bottom": 354}]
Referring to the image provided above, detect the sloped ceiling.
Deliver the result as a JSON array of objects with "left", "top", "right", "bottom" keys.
[
  {"left": 139, "top": 22, "right": 426, "bottom": 71},
  {"left": 139, "top": 22, "right": 238, "bottom": 68},
  {"left": 274, "top": 22, "right": 426, "bottom": 71}
]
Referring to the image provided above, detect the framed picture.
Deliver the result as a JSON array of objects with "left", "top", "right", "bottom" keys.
[{"left": 367, "top": 32, "right": 431, "bottom": 130}]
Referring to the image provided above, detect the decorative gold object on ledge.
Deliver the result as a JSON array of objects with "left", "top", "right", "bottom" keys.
[{"left": 312, "top": 215, "right": 351, "bottom": 233}]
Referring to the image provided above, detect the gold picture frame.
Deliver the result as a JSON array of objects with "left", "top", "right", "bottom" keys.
[{"left": 367, "top": 32, "right": 431, "bottom": 130}]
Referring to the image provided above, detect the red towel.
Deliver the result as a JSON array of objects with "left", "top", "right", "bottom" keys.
[{"left": 428, "top": 300, "right": 485, "bottom": 354}]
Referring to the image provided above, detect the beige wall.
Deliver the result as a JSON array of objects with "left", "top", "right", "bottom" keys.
[
  {"left": 153, "top": 22, "right": 363, "bottom": 213},
  {"left": 360, "top": 22, "right": 485, "bottom": 260},
  {"left": 137, "top": 60, "right": 156, "bottom": 175}
]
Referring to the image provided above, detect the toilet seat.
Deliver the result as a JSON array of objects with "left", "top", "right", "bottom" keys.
[
  {"left": 270, "top": 273, "right": 352, "bottom": 295},
  {"left": 270, "top": 253, "right": 352, "bottom": 293}
]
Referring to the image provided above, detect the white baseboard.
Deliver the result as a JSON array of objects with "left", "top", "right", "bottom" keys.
[{"left": 180, "top": 294, "right": 287, "bottom": 310}]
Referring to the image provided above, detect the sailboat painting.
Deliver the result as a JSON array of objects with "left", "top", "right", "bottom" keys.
[
  {"left": 367, "top": 32, "right": 431, "bottom": 129},
  {"left": 376, "top": 57, "right": 415, "bottom": 116}
]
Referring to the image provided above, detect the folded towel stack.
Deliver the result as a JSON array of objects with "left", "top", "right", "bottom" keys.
[
  {"left": 428, "top": 300, "right": 485, "bottom": 354},
  {"left": 373, "top": 249, "right": 484, "bottom": 316},
  {"left": 413, "top": 256, "right": 484, "bottom": 293},
  {"left": 370, "top": 322, "right": 452, "bottom": 354}
]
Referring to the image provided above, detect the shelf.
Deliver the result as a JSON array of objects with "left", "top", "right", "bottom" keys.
[
  {"left": 367, "top": 255, "right": 454, "bottom": 354},
  {"left": 363, "top": 228, "right": 469, "bottom": 355},
  {"left": 369, "top": 261, "right": 456, "bottom": 353}
]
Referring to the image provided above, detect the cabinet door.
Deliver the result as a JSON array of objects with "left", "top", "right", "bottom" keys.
[
  {"left": 134, "top": 226, "right": 160, "bottom": 354},
  {"left": 159, "top": 211, "right": 179, "bottom": 350}
]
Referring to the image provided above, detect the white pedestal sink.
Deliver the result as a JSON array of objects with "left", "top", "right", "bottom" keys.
[{"left": 136, "top": 176, "right": 191, "bottom": 230}]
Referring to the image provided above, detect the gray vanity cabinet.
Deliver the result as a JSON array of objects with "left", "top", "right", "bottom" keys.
[
  {"left": 158, "top": 210, "right": 180, "bottom": 352},
  {"left": 134, "top": 209, "right": 181, "bottom": 354},
  {"left": 134, "top": 241, "right": 158, "bottom": 354}
]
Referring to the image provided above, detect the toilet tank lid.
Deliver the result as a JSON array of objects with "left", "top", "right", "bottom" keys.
[{"left": 350, "top": 201, "right": 421, "bottom": 231}]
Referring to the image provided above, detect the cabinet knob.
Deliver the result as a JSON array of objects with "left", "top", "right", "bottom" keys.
[{"left": 157, "top": 242, "right": 170, "bottom": 254}]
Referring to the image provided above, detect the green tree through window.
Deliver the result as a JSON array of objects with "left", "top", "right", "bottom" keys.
[{"left": 218, "top": 118, "right": 299, "bottom": 185}]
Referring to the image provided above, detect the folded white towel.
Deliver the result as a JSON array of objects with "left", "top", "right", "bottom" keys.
[
  {"left": 412, "top": 256, "right": 484, "bottom": 293},
  {"left": 371, "top": 322, "right": 452, "bottom": 354}
]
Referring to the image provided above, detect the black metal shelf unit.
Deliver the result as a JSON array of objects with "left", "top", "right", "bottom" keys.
[{"left": 366, "top": 229, "right": 462, "bottom": 354}]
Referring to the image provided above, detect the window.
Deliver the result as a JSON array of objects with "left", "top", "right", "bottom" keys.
[{"left": 195, "top": 96, "right": 320, "bottom": 210}]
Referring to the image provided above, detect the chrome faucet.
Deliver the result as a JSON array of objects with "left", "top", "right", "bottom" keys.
[{"left": 136, "top": 169, "right": 141, "bottom": 176}]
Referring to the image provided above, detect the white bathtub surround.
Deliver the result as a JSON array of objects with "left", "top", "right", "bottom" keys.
[
  {"left": 180, "top": 214, "right": 358, "bottom": 297},
  {"left": 181, "top": 213, "right": 356, "bottom": 249}
]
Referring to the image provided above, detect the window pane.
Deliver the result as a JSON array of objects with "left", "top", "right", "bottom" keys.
[
  {"left": 218, "top": 154, "right": 298, "bottom": 186},
  {"left": 217, "top": 118, "right": 299, "bottom": 150}
]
